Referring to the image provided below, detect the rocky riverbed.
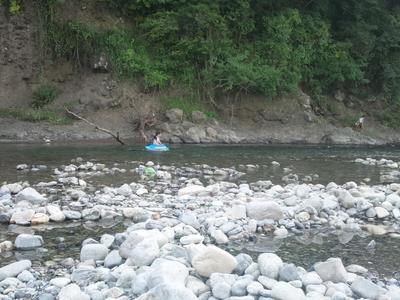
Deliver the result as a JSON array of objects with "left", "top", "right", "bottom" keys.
[{"left": 0, "top": 156, "right": 400, "bottom": 299}]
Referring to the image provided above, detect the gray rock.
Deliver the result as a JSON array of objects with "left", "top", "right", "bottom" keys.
[
  {"left": 122, "top": 207, "right": 151, "bottom": 223},
  {"left": 58, "top": 283, "right": 90, "bottom": 300},
  {"left": 104, "top": 250, "right": 123, "bottom": 268},
  {"left": 212, "top": 282, "right": 231, "bottom": 299},
  {"left": 165, "top": 108, "right": 183, "bottom": 123},
  {"left": 258, "top": 253, "right": 283, "bottom": 279},
  {"left": 271, "top": 282, "right": 305, "bottom": 300},
  {"left": 147, "top": 258, "right": 189, "bottom": 289},
  {"left": 140, "top": 283, "right": 197, "bottom": 300},
  {"left": 279, "top": 263, "right": 299, "bottom": 282},
  {"left": 15, "top": 187, "right": 46, "bottom": 205},
  {"left": 300, "top": 272, "right": 322, "bottom": 286},
  {"left": 234, "top": 253, "right": 253, "bottom": 275},
  {"left": 246, "top": 202, "right": 283, "bottom": 221},
  {"left": 231, "top": 276, "right": 254, "bottom": 296},
  {"left": 128, "top": 238, "right": 160, "bottom": 266},
  {"left": 80, "top": 244, "right": 109, "bottom": 262},
  {"left": 314, "top": 258, "right": 347, "bottom": 283},
  {"left": 46, "top": 205, "right": 65, "bottom": 222},
  {"left": 63, "top": 210, "right": 82, "bottom": 220},
  {"left": 351, "top": 277, "right": 384, "bottom": 300},
  {"left": 38, "top": 293, "right": 55, "bottom": 300},
  {"left": 0, "top": 260, "right": 31, "bottom": 281},
  {"left": 10, "top": 209, "right": 35, "bottom": 225},
  {"left": 50, "top": 277, "right": 71, "bottom": 288},
  {"left": 247, "top": 281, "right": 264, "bottom": 295},
  {"left": 178, "top": 185, "right": 205, "bottom": 196},
  {"left": 15, "top": 234, "right": 43, "bottom": 250},
  {"left": 16, "top": 270, "right": 34, "bottom": 282},
  {"left": 71, "top": 268, "right": 99, "bottom": 286},
  {"left": 192, "top": 245, "right": 238, "bottom": 277}
]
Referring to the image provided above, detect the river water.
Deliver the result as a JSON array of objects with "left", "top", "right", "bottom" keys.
[{"left": 1, "top": 143, "right": 400, "bottom": 277}]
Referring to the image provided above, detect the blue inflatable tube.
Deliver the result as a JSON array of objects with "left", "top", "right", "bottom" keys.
[{"left": 145, "top": 144, "right": 170, "bottom": 152}]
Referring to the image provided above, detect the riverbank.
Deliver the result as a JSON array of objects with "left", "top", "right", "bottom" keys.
[{"left": 0, "top": 156, "right": 400, "bottom": 299}]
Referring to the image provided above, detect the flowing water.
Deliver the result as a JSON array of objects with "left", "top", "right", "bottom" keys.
[{"left": 1, "top": 143, "right": 400, "bottom": 277}]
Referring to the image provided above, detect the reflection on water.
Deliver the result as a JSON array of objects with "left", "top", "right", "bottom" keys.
[{"left": 229, "top": 230, "right": 400, "bottom": 278}]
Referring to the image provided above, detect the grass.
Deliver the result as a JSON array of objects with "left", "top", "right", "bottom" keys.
[{"left": 0, "top": 108, "right": 72, "bottom": 125}]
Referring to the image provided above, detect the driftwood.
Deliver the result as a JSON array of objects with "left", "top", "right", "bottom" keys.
[{"left": 65, "top": 107, "right": 125, "bottom": 145}]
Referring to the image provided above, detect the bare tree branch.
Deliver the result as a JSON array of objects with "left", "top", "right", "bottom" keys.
[{"left": 64, "top": 107, "right": 125, "bottom": 145}]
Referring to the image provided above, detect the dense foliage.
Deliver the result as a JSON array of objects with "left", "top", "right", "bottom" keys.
[{"left": 39, "top": 0, "right": 400, "bottom": 124}]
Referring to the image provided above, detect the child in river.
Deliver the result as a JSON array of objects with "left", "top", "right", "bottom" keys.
[{"left": 152, "top": 132, "right": 162, "bottom": 145}]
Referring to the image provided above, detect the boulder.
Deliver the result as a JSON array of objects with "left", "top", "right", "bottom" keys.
[
  {"left": 192, "top": 245, "right": 237, "bottom": 277},
  {"left": 184, "top": 127, "right": 206, "bottom": 143},
  {"left": 127, "top": 238, "right": 160, "bottom": 266},
  {"left": 279, "top": 263, "right": 299, "bottom": 282},
  {"left": 178, "top": 185, "right": 205, "bottom": 196},
  {"left": 47, "top": 205, "right": 65, "bottom": 222},
  {"left": 10, "top": 209, "right": 35, "bottom": 225},
  {"left": 191, "top": 111, "right": 207, "bottom": 123},
  {"left": 15, "top": 187, "right": 46, "bottom": 205},
  {"left": 165, "top": 108, "right": 183, "bottom": 123},
  {"left": 0, "top": 260, "right": 31, "bottom": 281},
  {"left": 104, "top": 250, "right": 123, "bottom": 268},
  {"left": 314, "top": 258, "right": 347, "bottom": 283},
  {"left": 147, "top": 258, "right": 189, "bottom": 289},
  {"left": 375, "top": 207, "right": 390, "bottom": 218},
  {"left": 58, "top": 283, "right": 90, "bottom": 300},
  {"left": 351, "top": 277, "right": 384, "bottom": 300},
  {"left": 271, "top": 282, "right": 306, "bottom": 300},
  {"left": 246, "top": 201, "right": 283, "bottom": 220},
  {"left": 258, "top": 253, "right": 283, "bottom": 279},
  {"left": 80, "top": 244, "right": 109, "bottom": 262},
  {"left": 15, "top": 234, "right": 43, "bottom": 250},
  {"left": 31, "top": 213, "right": 49, "bottom": 225},
  {"left": 138, "top": 283, "right": 197, "bottom": 300}
]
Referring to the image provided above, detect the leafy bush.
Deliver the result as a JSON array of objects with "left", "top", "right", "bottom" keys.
[
  {"left": 379, "top": 103, "right": 400, "bottom": 128},
  {"left": 32, "top": 85, "right": 58, "bottom": 108}
]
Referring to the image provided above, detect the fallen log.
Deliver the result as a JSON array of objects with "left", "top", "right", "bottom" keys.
[{"left": 64, "top": 107, "right": 125, "bottom": 145}]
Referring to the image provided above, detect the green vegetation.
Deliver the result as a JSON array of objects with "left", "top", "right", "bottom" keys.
[
  {"left": 1, "top": 0, "right": 22, "bottom": 15},
  {"left": 0, "top": 108, "right": 72, "bottom": 124},
  {"left": 163, "top": 96, "right": 217, "bottom": 118},
  {"left": 32, "top": 84, "right": 58, "bottom": 109},
  {"left": 38, "top": 0, "right": 400, "bottom": 126}
]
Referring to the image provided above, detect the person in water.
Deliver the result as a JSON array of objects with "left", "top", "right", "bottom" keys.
[{"left": 153, "top": 132, "right": 162, "bottom": 145}]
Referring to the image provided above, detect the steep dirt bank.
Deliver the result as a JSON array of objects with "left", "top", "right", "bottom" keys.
[{"left": 1, "top": 1, "right": 400, "bottom": 146}]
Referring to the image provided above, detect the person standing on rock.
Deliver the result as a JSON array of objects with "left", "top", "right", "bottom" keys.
[{"left": 354, "top": 116, "right": 365, "bottom": 130}]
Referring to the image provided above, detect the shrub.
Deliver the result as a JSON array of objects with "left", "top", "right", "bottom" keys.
[{"left": 32, "top": 85, "right": 58, "bottom": 109}]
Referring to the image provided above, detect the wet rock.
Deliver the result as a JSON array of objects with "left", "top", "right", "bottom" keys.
[
  {"left": 15, "top": 234, "right": 43, "bottom": 250},
  {"left": 10, "top": 209, "right": 35, "bottom": 225},
  {"left": 0, "top": 260, "right": 31, "bottom": 281},
  {"left": 258, "top": 253, "right": 283, "bottom": 279},
  {"left": 192, "top": 245, "right": 237, "bottom": 277},
  {"left": 31, "top": 213, "right": 49, "bottom": 225},
  {"left": 47, "top": 205, "right": 65, "bottom": 222},
  {"left": 314, "top": 258, "right": 348, "bottom": 283},
  {"left": 80, "top": 244, "right": 109, "bottom": 262},
  {"left": 15, "top": 187, "right": 46, "bottom": 205},
  {"left": 246, "top": 201, "right": 283, "bottom": 221},
  {"left": 58, "top": 283, "right": 90, "bottom": 300},
  {"left": 351, "top": 277, "right": 385, "bottom": 300},
  {"left": 178, "top": 185, "right": 205, "bottom": 196}
]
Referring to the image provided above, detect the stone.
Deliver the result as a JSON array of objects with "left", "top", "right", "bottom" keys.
[
  {"left": 165, "top": 108, "right": 183, "bottom": 123},
  {"left": 314, "top": 258, "right": 347, "bottom": 283},
  {"left": 186, "top": 275, "right": 210, "bottom": 296},
  {"left": 100, "top": 234, "right": 114, "bottom": 248},
  {"left": 147, "top": 258, "right": 189, "bottom": 289},
  {"left": 210, "top": 229, "right": 229, "bottom": 244},
  {"left": 180, "top": 234, "right": 204, "bottom": 245},
  {"left": 185, "top": 127, "right": 206, "bottom": 143},
  {"left": 246, "top": 201, "right": 283, "bottom": 221},
  {"left": 0, "top": 260, "right": 31, "bottom": 281},
  {"left": 0, "top": 241, "right": 13, "bottom": 252},
  {"left": 191, "top": 111, "right": 207, "bottom": 122},
  {"left": 127, "top": 238, "right": 160, "bottom": 266},
  {"left": 296, "top": 212, "right": 310, "bottom": 222},
  {"left": 258, "top": 253, "right": 283, "bottom": 279},
  {"left": 345, "top": 264, "right": 368, "bottom": 274},
  {"left": 47, "top": 205, "right": 65, "bottom": 222},
  {"left": 15, "top": 234, "right": 43, "bottom": 250},
  {"left": 213, "top": 282, "right": 231, "bottom": 299},
  {"left": 63, "top": 210, "right": 82, "bottom": 220},
  {"left": 139, "top": 283, "right": 197, "bottom": 300},
  {"left": 71, "top": 268, "right": 99, "bottom": 286},
  {"left": 10, "top": 209, "right": 35, "bottom": 225},
  {"left": 50, "top": 277, "right": 71, "bottom": 288},
  {"left": 351, "top": 277, "right": 384, "bottom": 300},
  {"left": 375, "top": 207, "right": 390, "bottom": 218},
  {"left": 80, "top": 244, "right": 109, "bottom": 262},
  {"left": 122, "top": 207, "right": 150, "bottom": 223},
  {"left": 271, "top": 282, "right": 305, "bottom": 300},
  {"left": 192, "top": 245, "right": 238, "bottom": 277},
  {"left": 247, "top": 281, "right": 264, "bottom": 295},
  {"left": 17, "top": 269, "right": 34, "bottom": 282},
  {"left": 234, "top": 253, "right": 253, "bottom": 275},
  {"left": 58, "top": 283, "right": 90, "bottom": 300},
  {"left": 226, "top": 205, "right": 247, "bottom": 219},
  {"left": 231, "top": 276, "right": 254, "bottom": 296},
  {"left": 116, "top": 184, "right": 132, "bottom": 196},
  {"left": 31, "top": 213, "right": 49, "bottom": 225},
  {"left": 363, "top": 224, "right": 388, "bottom": 235},
  {"left": 300, "top": 272, "right": 323, "bottom": 286},
  {"left": 178, "top": 185, "right": 205, "bottom": 196},
  {"left": 279, "top": 263, "right": 299, "bottom": 282},
  {"left": 15, "top": 187, "right": 46, "bottom": 205},
  {"left": 366, "top": 207, "right": 377, "bottom": 218}
]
